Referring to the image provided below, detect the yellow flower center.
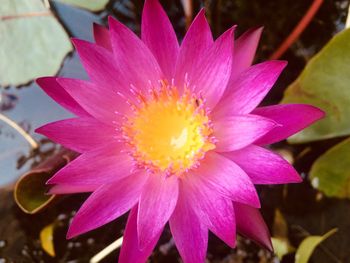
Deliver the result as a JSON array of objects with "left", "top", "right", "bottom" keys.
[{"left": 122, "top": 82, "right": 215, "bottom": 176}]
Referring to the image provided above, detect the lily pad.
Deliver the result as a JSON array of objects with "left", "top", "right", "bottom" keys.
[
  {"left": 310, "top": 137, "right": 350, "bottom": 198},
  {"left": 57, "top": 0, "right": 109, "bottom": 12},
  {"left": 0, "top": 0, "right": 72, "bottom": 86},
  {"left": 281, "top": 28, "right": 350, "bottom": 143},
  {"left": 295, "top": 228, "right": 337, "bottom": 263}
]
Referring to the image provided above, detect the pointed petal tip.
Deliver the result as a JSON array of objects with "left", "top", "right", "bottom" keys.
[
  {"left": 107, "top": 15, "right": 120, "bottom": 27},
  {"left": 34, "top": 126, "right": 43, "bottom": 134},
  {"left": 34, "top": 121, "right": 55, "bottom": 135},
  {"left": 70, "top": 38, "right": 85, "bottom": 51},
  {"left": 46, "top": 177, "right": 55, "bottom": 185},
  {"left": 198, "top": 7, "right": 206, "bottom": 14},
  {"left": 35, "top": 76, "right": 49, "bottom": 85},
  {"left": 35, "top": 76, "right": 59, "bottom": 88},
  {"left": 245, "top": 26, "right": 264, "bottom": 35},
  {"left": 66, "top": 216, "right": 90, "bottom": 240},
  {"left": 226, "top": 25, "right": 237, "bottom": 35},
  {"left": 225, "top": 236, "right": 237, "bottom": 248},
  {"left": 143, "top": 0, "right": 159, "bottom": 6},
  {"left": 44, "top": 189, "right": 53, "bottom": 195},
  {"left": 70, "top": 38, "right": 93, "bottom": 49},
  {"left": 251, "top": 195, "right": 261, "bottom": 209},
  {"left": 92, "top": 22, "right": 103, "bottom": 29},
  {"left": 294, "top": 174, "right": 303, "bottom": 183},
  {"left": 66, "top": 228, "right": 77, "bottom": 240},
  {"left": 70, "top": 37, "right": 80, "bottom": 45},
  {"left": 194, "top": 8, "right": 207, "bottom": 21},
  {"left": 309, "top": 105, "right": 326, "bottom": 120},
  {"left": 272, "top": 59, "right": 288, "bottom": 69},
  {"left": 265, "top": 237, "right": 274, "bottom": 252},
  {"left": 93, "top": 22, "right": 108, "bottom": 34}
]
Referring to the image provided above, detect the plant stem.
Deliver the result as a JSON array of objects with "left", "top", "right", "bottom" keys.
[
  {"left": 0, "top": 113, "right": 39, "bottom": 149},
  {"left": 181, "top": 0, "right": 193, "bottom": 29},
  {"left": 270, "top": 0, "right": 324, "bottom": 60},
  {"left": 0, "top": 11, "right": 51, "bottom": 21},
  {"left": 346, "top": 2, "right": 350, "bottom": 29},
  {"left": 89, "top": 236, "right": 123, "bottom": 263}
]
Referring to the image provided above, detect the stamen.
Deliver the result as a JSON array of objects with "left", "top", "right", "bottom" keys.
[{"left": 121, "top": 80, "right": 215, "bottom": 176}]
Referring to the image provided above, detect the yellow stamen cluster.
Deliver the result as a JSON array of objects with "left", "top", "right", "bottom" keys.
[{"left": 122, "top": 82, "right": 215, "bottom": 176}]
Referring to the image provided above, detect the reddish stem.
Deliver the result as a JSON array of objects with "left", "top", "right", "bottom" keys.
[{"left": 270, "top": 0, "right": 324, "bottom": 60}]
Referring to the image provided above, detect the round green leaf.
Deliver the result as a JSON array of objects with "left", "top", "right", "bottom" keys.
[
  {"left": 57, "top": 0, "right": 109, "bottom": 11},
  {"left": 310, "top": 137, "right": 350, "bottom": 198},
  {"left": 281, "top": 28, "right": 350, "bottom": 143},
  {"left": 0, "top": 0, "right": 72, "bottom": 86}
]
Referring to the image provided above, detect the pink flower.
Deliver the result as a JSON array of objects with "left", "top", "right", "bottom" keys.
[{"left": 36, "top": 1, "right": 324, "bottom": 262}]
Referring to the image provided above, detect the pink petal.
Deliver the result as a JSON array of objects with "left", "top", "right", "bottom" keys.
[
  {"left": 234, "top": 202, "right": 273, "bottom": 251},
  {"left": 194, "top": 27, "right": 235, "bottom": 109},
  {"left": 225, "top": 145, "right": 301, "bottom": 184},
  {"left": 253, "top": 104, "right": 325, "bottom": 145},
  {"left": 138, "top": 174, "right": 179, "bottom": 248},
  {"left": 35, "top": 117, "right": 115, "bottom": 153},
  {"left": 119, "top": 206, "right": 162, "bottom": 263},
  {"left": 67, "top": 171, "right": 148, "bottom": 238},
  {"left": 230, "top": 27, "right": 263, "bottom": 81},
  {"left": 213, "top": 114, "right": 277, "bottom": 152},
  {"left": 72, "top": 39, "right": 130, "bottom": 93},
  {"left": 169, "top": 186, "right": 208, "bottom": 263},
  {"left": 48, "top": 184, "right": 97, "bottom": 194},
  {"left": 57, "top": 78, "right": 129, "bottom": 125},
  {"left": 47, "top": 143, "right": 133, "bottom": 185},
  {"left": 174, "top": 9, "right": 213, "bottom": 91},
  {"left": 141, "top": 0, "right": 179, "bottom": 79},
  {"left": 193, "top": 152, "right": 260, "bottom": 208},
  {"left": 93, "top": 23, "right": 112, "bottom": 51},
  {"left": 190, "top": 27, "right": 234, "bottom": 108},
  {"left": 184, "top": 176, "right": 236, "bottom": 247},
  {"left": 108, "top": 16, "right": 163, "bottom": 91},
  {"left": 36, "top": 77, "right": 89, "bottom": 117},
  {"left": 213, "top": 61, "right": 287, "bottom": 117}
]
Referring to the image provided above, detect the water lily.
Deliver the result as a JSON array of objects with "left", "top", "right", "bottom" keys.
[{"left": 36, "top": 0, "right": 324, "bottom": 262}]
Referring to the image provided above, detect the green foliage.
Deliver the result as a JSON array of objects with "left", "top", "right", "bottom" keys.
[
  {"left": 272, "top": 209, "right": 295, "bottom": 260},
  {"left": 295, "top": 229, "right": 337, "bottom": 263},
  {"left": 0, "top": 0, "right": 72, "bottom": 86},
  {"left": 310, "top": 137, "right": 350, "bottom": 198},
  {"left": 14, "top": 170, "right": 55, "bottom": 214},
  {"left": 281, "top": 28, "right": 350, "bottom": 143},
  {"left": 57, "top": 0, "right": 109, "bottom": 11},
  {"left": 14, "top": 149, "right": 77, "bottom": 214}
]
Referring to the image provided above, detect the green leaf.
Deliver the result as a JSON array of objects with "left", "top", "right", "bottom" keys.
[
  {"left": 14, "top": 148, "right": 78, "bottom": 214},
  {"left": 14, "top": 169, "right": 55, "bottom": 214},
  {"left": 57, "top": 0, "right": 109, "bottom": 11},
  {"left": 272, "top": 237, "right": 294, "bottom": 260},
  {"left": 0, "top": 0, "right": 72, "bottom": 86},
  {"left": 272, "top": 209, "right": 295, "bottom": 260},
  {"left": 281, "top": 28, "right": 350, "bottom": 143},
  {"left": 273, "top": 209, "right": 288, "bottom": 238},
  {"left": 295, "top": 229, "right": 337, "bottom": 263},
  {"left": 40, "top": 223, "right": 56, "bottom": 257},
  {"left": 310, "top": 137, "right": 350, "bottom": 198}
]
